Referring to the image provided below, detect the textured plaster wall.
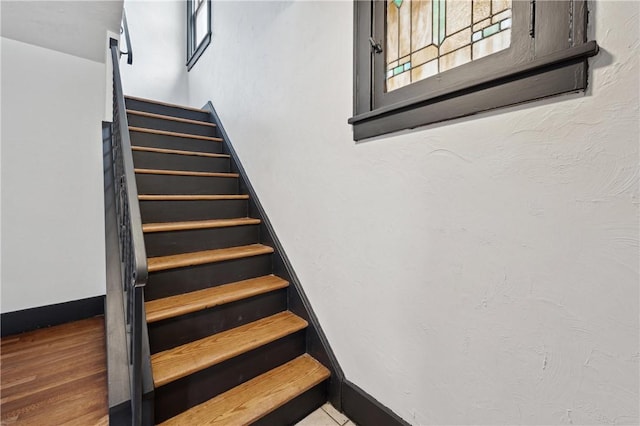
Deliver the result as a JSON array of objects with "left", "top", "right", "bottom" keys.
[
  {"left": 187, "top": 2, "right": 639, "bottom": 424},
  {"left": 125, "top": 1, "right": 639, "bottom": 424},
  {"left": 1, "top": 38, "right": 107, "bottom": 312},
  {"left": 120, "top": 0, "right": 189, "bottom": 105}
]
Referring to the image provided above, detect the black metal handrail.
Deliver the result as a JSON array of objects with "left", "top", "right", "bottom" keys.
[
  {"left": 120, "top": 9, "right": 133, "bottom": 65},
  {"left": 110, "top": 38, "right": 147, "bottom": 425}
]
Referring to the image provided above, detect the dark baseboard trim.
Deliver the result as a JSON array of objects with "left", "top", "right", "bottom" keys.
[
  {"left": 1, "top": 295, "right": 105, "bottom": 337},
  {"left": 342, "top": 380, "right": 410, "bottom": 426}
]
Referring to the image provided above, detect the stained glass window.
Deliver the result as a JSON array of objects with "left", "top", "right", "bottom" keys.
[{"left": 386, "top": 0, "right": 512, "bottom": 91}]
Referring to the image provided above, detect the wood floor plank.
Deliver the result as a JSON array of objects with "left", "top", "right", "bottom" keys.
[
  {"left": 1, "top": 317, "right": 103, "bottom": 348},
  {"left": 2, "top": 349, "right": 105, "bottom": 383},
  {"left": 143, "top": 217, "right": 260, "bottom": 233},
  {"left": 138, "top": 194, "right": 249, "bottom": 201},
  {"left": 1, "top": 371, "right": 106, "bottom": 414},
  {"left": 131, "top": 145, "right": 228, "bottom": 158},
  {"left": 129, "top": 126, "right": 222, "bottom": 142},
  {"left": 151, "top": 311, "right": 307, "bottom": 387},
  {"left": 1, "top": 380, "right": 107, "bottom": 425},
  {"left": 1, "top": 335, "right": 102, "bottom": 360},
  {"left": 146, "top": 275, "right": 289, "bottom": 323},
  {"left": 1, "top": 326, "right": 103, "bottom": 351},
  {"left": 160, "top": 354, "right": 330, "bottom": 425},
  {"left": 0, "top": 318, "right": 107, "bottom": 425},
  {"left": 1, "top": 332, "right": 104, "bottom": 364},
  {"left": 69, "top": 411, "right": 109, "bottom": 426},
  {"left": 134, "top": 168, "right": 238, "bottom": 178},
  {"left": 1, "top": 354, "right": 106, "bottom": 403},
  {"left": 127, "top": 110, "right": 217, "bottom": 127},
  {"left": 1, "top": 323, "right": 103, "bottom": 364},
  {"left": 147, "top": 244, "right": 274, "bottom": 273}
]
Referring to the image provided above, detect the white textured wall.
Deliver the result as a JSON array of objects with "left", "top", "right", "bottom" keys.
[
  {"left": 187, "top": 2, "right": 639, "bottom": 424},
  {"left": 124, "top": 1, "right": 639, "bottom": 424},
  {"left": 120, "top": 0, "right": 188, "bottom": 105},
  {"left": 1, "top": 38, "right": 107, "bottom": 312}
]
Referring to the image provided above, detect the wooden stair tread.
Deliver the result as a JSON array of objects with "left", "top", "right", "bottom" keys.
[
  {"left": 129, "top": 126, "right": 223, "bottom": 142},
  {"left": 131, "top": 145, "right": 229, "bottom": 159},
  {"left": 125, "top": 95, "right": 206, "bottom": 113},
  {"left": 151, "top": 311, "right": 308, "bottom": 387},
  {"left": 143, "top": 217, "right": 260, "bottom": 233},
  {"left": 126, "top": 110, "right": 217, "bottom": 127},
  {"left": 160, "top": 354, "right": 330, "bottom": 425},
  {"left": 147, "top": 244, "right": 273, "bottom": 273},
  {"left": 134, "top": 168, "right": 239, "bottom": 178},
  {"left": 146, "top": 275, "right": 289, "bottom": 323},
  {"left": 139, "top": 194, "right": 249, "bottom": 201}
]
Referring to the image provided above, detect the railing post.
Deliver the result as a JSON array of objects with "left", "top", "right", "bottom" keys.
[
  {"left": 132, "top": 285, "right": 143, "bottom": 425},
  {"left": 120, "top": 9, "right": 133, "bottom": 65}
]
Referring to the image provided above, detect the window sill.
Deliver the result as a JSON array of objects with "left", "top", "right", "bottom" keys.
[
  {"left": 187, "top": 33, "right": 211, "bottom": 71},
  {"left": 349, "top": 40, "right": 599, "bottom": 141}
]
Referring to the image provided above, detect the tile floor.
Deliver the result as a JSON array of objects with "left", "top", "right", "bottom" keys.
[{"left": 296, "top": 403, "right": 356, "bottom": 426}]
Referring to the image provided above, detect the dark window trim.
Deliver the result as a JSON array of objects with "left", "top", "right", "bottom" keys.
[
  {"left": 349, "top": 1, "right": 599, "bottom": 141},
  {"left": 187, "top": 0, "right": 211, "bottom": 71}
]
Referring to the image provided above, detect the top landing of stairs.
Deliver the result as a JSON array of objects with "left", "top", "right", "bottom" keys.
[{"left": 125, "top": 95, "right": 210, "bottom": 122}]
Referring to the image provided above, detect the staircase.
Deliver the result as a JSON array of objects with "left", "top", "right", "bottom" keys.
[{"left": 124, "top": 96, "right": 331, "bottom": 425}]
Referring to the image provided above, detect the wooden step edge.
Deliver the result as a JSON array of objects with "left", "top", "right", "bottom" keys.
[
  {"left": 143, "top": 217, "right": 260, "bottom": 233},
  {"left": 126, "top": 110, "right": 217, "bottom": 127},
  {"left": 131, "top": 145, "right": 229, "bottom": 159},
  {"left": 159, "top": 354, "right": 330, "bottom": 426},
  {"left": 151, "top": 311, "right": 308, "bottom": 388},
  {"left": 134, "top": 168, "right": 239, "bottom": 178},
  {"left": 129, "top": 126, "right": 223, "bottom": 142},
  {"left": 138, "top": 194, "right": 249, "bottom": 201},
  {"left": 147, "top": 244, "right": 274, "bottom": 273},
  {"left": 124, "top": 95, "right": 206, "bottom": 113},
  {"left": 145, "top": 275, "right": 288, "bottom": 323}
]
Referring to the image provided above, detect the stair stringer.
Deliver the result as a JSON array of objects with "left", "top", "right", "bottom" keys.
[{"left": 203, "top": 102, "right": 345, "bottom": 411}]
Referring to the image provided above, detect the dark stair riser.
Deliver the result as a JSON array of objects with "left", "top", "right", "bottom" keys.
[
  {"left": 130, "top": 130, "right": 223, "bottom": 154},
  {"left": 135, "top": 174, "right": 238, "bottom": 195},
  {"left": 127, "top": 113, "right": 217, "bottom": 137},
  {"left": 145, "top": 254, "right": 273, "bottom": 300},
  {"left": 153, "top": 331, "right": 306, "bottom": 423},
  {"left": 140, "top": 199, "right": 248, "bottom": 223},
  {"left": 144, "top": 225, "right": 260, "bottom": 257},
  {"left": 253, "top": 382, "right": 328, "bottom": 426},
  {"left": 125, "top": 98, "right": 210, "bottom": 122},
  {"left": 278, "top": 259, "right": 343, "bottom": 409},
  {"left": 133, "top": 150, "right": 230, "bottom": 173},
  {"left": 148, "top": 289, "right": 287, "bottom": 354}
]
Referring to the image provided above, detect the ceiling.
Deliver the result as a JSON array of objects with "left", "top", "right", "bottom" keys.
[{"left": 1, "top": 1, "right": 123, "bottom": 63}]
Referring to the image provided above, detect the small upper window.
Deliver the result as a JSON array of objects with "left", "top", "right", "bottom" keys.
[{"left": 187, "top": 0, "right": 211, "bottom": 70}]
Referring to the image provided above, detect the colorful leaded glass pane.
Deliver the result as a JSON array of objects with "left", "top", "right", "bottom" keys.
[{"left": 385, "top": 0, "right": 512, "bottom": 92}]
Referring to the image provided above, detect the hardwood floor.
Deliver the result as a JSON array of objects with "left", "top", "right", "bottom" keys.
[{"left": 0, "top": 317, "right": 108, "bottom": 425}]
